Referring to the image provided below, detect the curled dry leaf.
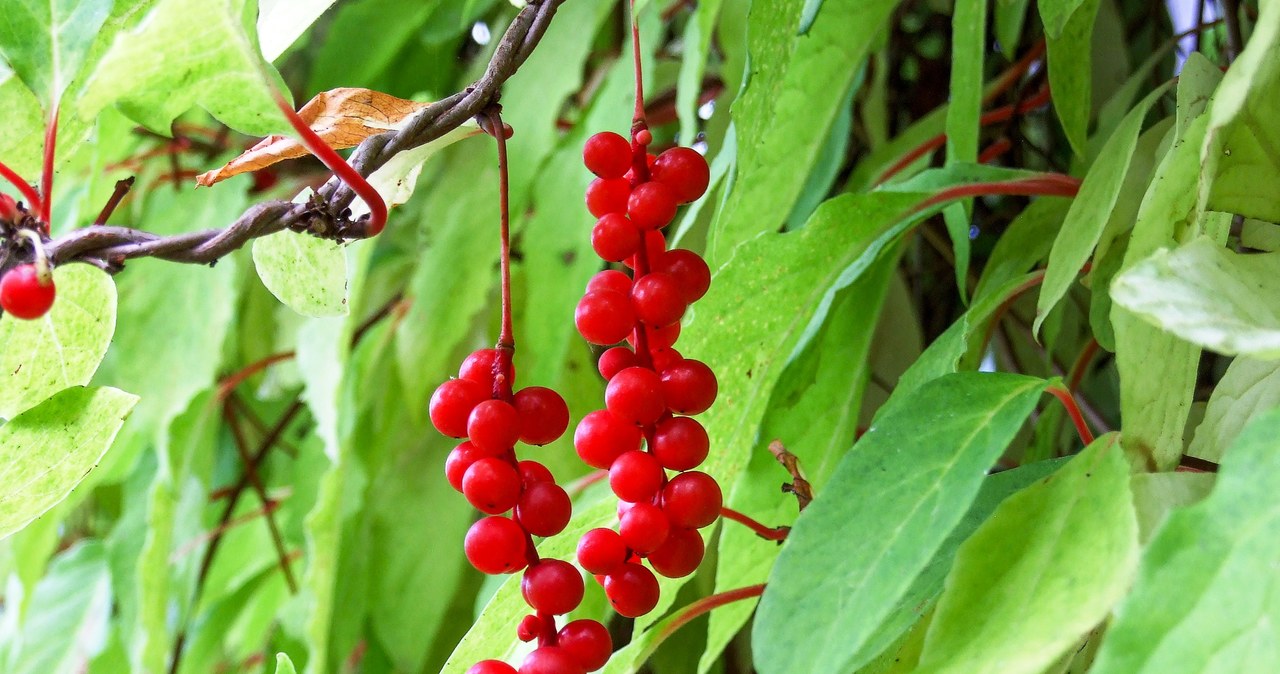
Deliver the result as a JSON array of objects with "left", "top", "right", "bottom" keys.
[{"left": 196, "top": 87, "right": 435, "bottom": 187}]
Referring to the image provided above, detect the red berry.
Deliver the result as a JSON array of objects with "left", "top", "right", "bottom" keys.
[
  {"left": 661, "top": 471, "right": 722, "bottom": 529},
  {"left": 558, "top": 620, "right": 612, "bottom": 671},
  {"left": 651, "top": 417, "right": 709, "bottom": 471},
  {"left": 516, "top": 481, "right": 572, "bottom": 537},
  {"left": 655, "top": 249, "right": 711, "bottom": 303},
  {"left": 652, "top": 147, "right": 710, "bottom": 203},
  {"left": 650, "top": 347, "right": 682, "bottom": 373},
  {"left": 648, "top": 527, "right": 705, "bottom": 578},
  {"left": 518, "top": 460, "right": 555, "bottom": 485},
  {"left": 464, "top": 517, "right": 527, "bottom": 574},
  {"left": 631, "top": 272, "right": 686, "bottom": 326},
  {"left": 467, "top": 660, "right": 517, "bottom": 674},
  {"left": 0, "top": 193, "right": 18, "bottom": 221},
  {"left": 462, "top": 457, "right": 522, "bottom": 514},
  {"left": 429, "top": 379, "right": 488, "bottom": 438},
  {"left": 627, "top": 182, "right": 678, "bottom": 230},
  {"left": 633, "top": 129, "right": 653, "bottom": 146},
  {"left": 586, "top": 178, "right": 631, "bottom": 217},
  {"left": 446, "top": 441, "right": 483, "bottom": 492},
  {"left": 598, "top": 346, "right": 637, "bottom": 380},
  {"left": 586, "top": 269, "right": 632, "bottom": 296},
  {"left": 467, "top": 399, "right": 521, "bottom": 453},
  {"left": 618, "top": 502, "right": 670, "bottom": 554},
  {"left": 591, "top": 213, "right": 641, "bottom": 262},
  {"left": 623, "top": 230, "right": 667, "bottom": 270},
  {"left": 575, "top": 290, "right": 636, "bottom": 345},
  {"left": 517, "top": 614, "right": 543, "bottom": 642},
  {"left": 521, "top": 647, "right": 586, "bottom": 674},
  {"left": 577, "top": 528, "right": 628, "bottom": 575},
  {"left": 605, "top": 367, "right": 665, "bottom": 426},
  {"left": 522, "top": 559, "right": 585, "bottom": 615},
  {"left": 604, "top": 563, "right": 660, "bottom": 618},
  {"left": 513, "top": 387, "right": 570, "bottom": 445},
  {"left": 608, "top": 450, "right": 666, "bottom": 503},
  {"left": 659, "top": 360, "right": 717, "bottom": 415},
  {"left": 0, "top": 264, "right": 55, "bottom": 320},
  {"left": 583, "top": 131, "right": 632, "bottom": 179},
  {"left": 459, "top": 348, "right": 513, "bottom": 387},
  {"left": 574, "top": 410, "right": 642, "bottom": 469}
]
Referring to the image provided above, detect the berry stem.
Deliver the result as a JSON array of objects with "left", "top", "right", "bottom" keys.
[
  {"left": 1046, "top": 384, "right": 1096, "bottom": 445},
  {"left": 1066, "top": 337, "right": 1100, "bottom": 392},
  {"left": 719, "top": 507, "right": 788, "bottom": 541},
  {"left": 485, "top": 107, "right": 517, "bottom": 399},
  {"left": 40, "top": 105, "right": 59, "bottom": 230},
  {"left": 628, "top": 0, "right": 652, "bottom": 183},
  {"left": 651, "top": 584, "right": 767, "bottom": 650},
  {"left": 0, "top": 160, "right": 42, "bottom": 218}
]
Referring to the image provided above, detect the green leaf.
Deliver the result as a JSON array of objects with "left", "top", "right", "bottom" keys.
[
  {"left": 1037, "top": 0, "right": 1089, "bottom": 38},
  {"left": 257, "top": 0, "right": 339, "bottom": 61},
  {"left": 798, "top": 0, "right": 824, "bottom": 33},
  {"left": 995, "top": 0, "right": 1032, "bottom": 56},
  {"left": 1189, "top": 358, "right": 1280, "bottom": 463},
  {"left": 0, "top": 67, "right": 46, "bottom": 177},
  {"left": 941, "top": 0, "right": 986, "bottom": 299},
  {"left": 752, "top": 372, "right": 1048, "bottom": 674},
  {"left": 676, "top": 0, "right": 724, "bottom": 145},
  {"left": 1042, "top": 0, "right": 1100, "bottom": 155},
  {"left": 1129, "top": 472, "right": 1214, "bottom": 544},
  {"left": 1199, "top": 0, "right": 1280, "bottom": 223},
  {"left": 0, "top": 0, "right": 113, "bottom": 107},
  {"left": 4, "top": 541, "right": 112, "bottom": 674},
  {"left": 273, "top": 652, "right": 298, "bottom": 674},
  {"left": 913, "top": 436, "right": 1138, "bottom": 674},
  {"left": 252, "top": 229, "right": 350, "bottom": 318},
  {"left": 78, "top": 0, "right": 287, "bottom": 136},
  {"left": 0, "top": 386, "right": 138, "bottom": 540},
  {"left": 0, "top": 264, "right": 116, "bottom": 420},
  {"left": 305, "top": 0, "right": 439, "bottom": 93},
  {"left": 1113, "top": 237, "right": 1280, "bottom": 359},
  {"left": 973, "top": 197, "right": 1069, "bottom": 301},
  {"left": 1091, "top": 409, "right": 1280, "bottom": 674}
]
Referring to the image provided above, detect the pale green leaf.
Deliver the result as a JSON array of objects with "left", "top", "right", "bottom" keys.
[
  {"left": 1189, "top": 358, "right": 1280, "bottom": 463},
  {"left": 5, "top": 541, "right": 112, "bottom": 674},
  {"left": 1037, "top": 0, "right": 1089, "bottom": 38},
  {"left": 941, "top": 0, "right": 986, "bottom": 298},
  {"left": 252, "top": 230, "right": 349, "bottom": 318},
  {"left": 1043, "top": 0, "right": 1100, "bottom": 155},
  {"left": 273, "top": 652, "right": 297, "bottom": 674},
  {"left": 305, "top": 0, "right": 439, "bottom": 93},
  {"left": 257, "top": 0, "right": 338, "bottom": 61},
  {"left": 1130, "top": 472, "right": 1215, "bottom": 544},
  {"left": 0, "top": 69, "right": 45, "bottom": 178},
  {"left": 0, "top": 0, "right": 112, "bottom": 106}
]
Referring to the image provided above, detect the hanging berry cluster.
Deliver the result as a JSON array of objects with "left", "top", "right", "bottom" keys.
[{"left": 572, "top": 130, "right": 721, "bottom": 619}]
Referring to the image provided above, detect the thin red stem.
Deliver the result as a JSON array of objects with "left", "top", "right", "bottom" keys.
[
  {"left": 1067, "top": 337, "right": 1100, "bottom": 391},
  {"left": 629, "top": 0, "right": 649, "bottom": 149},
  {"left": 272, "top": 93, "right": 388, "bottom": 236},
  {"left": 485, "top": 109, "right": 517, "bottom": 401},
  {"left": 981, "top": 39, "right": 1046, "bottom": 106},
  {"left": 978, "top": 137, "right": 1013, "bottom": 164},
  {"left": 1047, "top": 384, "right": 1095, "bottom": 445},
  {"left": 0, "top": 160, "right": 42, "bottom": 217},
  {"left": 719, "top": 507, "right": 788, "bottom": 541},
  {"left": 915, "top": 174, "right": 1081, "bottom": 214},
  {"left": 40, "top": 106, "right": 59, "bottom": 229},
  {"left": 654, "top": 584, "right": 767, "bottom": 645},
  {"left": 217, "top": 351, "right": 297, "bottom": 400}
]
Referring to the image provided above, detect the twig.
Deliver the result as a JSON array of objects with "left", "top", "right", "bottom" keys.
[
  {"left": 768, "top": 440, "right": 812, "bottom": 511},
  {"left": 93, "top": 178, "right": 135, "bottom": 226},
  {"left": 719, "top": 507, "right": 789, "bottom": 542}
]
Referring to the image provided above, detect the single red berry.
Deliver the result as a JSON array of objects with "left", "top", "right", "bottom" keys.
[
  {"left": 655, "top": 249, "right": 712, "bottom": 303},
  {"left": 518, "top": 460, "right": 555, "bottom": 485},
  {"left": 660, "top": 359, "right": 717, "bottom": 415},
  {"left": 462, "top": 457, "right": 522, "bottom": 514},
  {"left": 558, "top": 620, "right": 613, "bottom": 672},
  {"left": 516, "top": 481, "right": 572, "bottom": 537},
  {"left": 647, "top": 527, "right": 705, "bottom": 578},
  {"left": 429, "top": 379, "right": 487, "bottom": 438},
  {"left": 631, "top": 272, "right": 686, "bottom": 326},
  {"left": 513, "top": 387, "right": 570, "bottom": 445},
  {"left": 633, "top": 128, "right": 653, "bottom": 146},
  {"left": 661, "top": 471, "right": 722, "bottom": 529},
  {"left": 459, "top": 348, "right": 514, "bottom": 387},
  {"left": 466, "top": 660, "right": 517, "bottom": 674},
  {"left": 597, "top": 346, "right": 637, "bottom": 380},
  {"left": 591, "top": 213, "right": 641, "bottom": 262},
  {"left": 467, "top": 399, "right": 522, "bottom": 453},
  {"left": 522, "top": 559, "right": 585, "bottom": 615},
  {"left": 586, "top": 269, "right": 633, "bottom": 296},
  {"left": 650, "top": 347, "right": 683, "bottom": 373},
  {"left": 516, "top": 614, "right": 543, "bottom": 642},
  {"left": 603, "top": 563, "right": 660, "bottom": 618},
  {"left": 574, "top": 410, "right": 642, "bottom": 469},
  {"left": 605, "top": 367, "right": 665, "bottom": 426},
  {"left": 445, "top": 441, "right": 483, "bottom": 492},
  {"left": 575, "top": 290, "right": 636, "bottom": 345},
  {"left": 577, "top": 528, "right": 628, "bottom": 575},
  {"left": 0, "top": 194, "right": 19, "bottom": 221},
  {"left": 583, "top": 131, "right": 632, "bottom": 179},
  {"left": 619, "top": 502, "right": 670, "bottom": 554},
  {"left": 464, "top": 517, "right": 527, "bottom": 574},
  {"left": 651, "top": 417, "right": 709, "bottom": 471},
  {"left": 627, "top": 182, "right": 678, "bottom": 230},
  {"left": 652, "top": 147, "right": 710, "bottom": 203},
  {"left": 521, "top": 647, "right": 586, "bottom": 674},
  {"left": 586, "top": 178, "right": 631, "bottom": 217},
  {"left": 608, "top": 450, "right": 666, "bottom": 503},
  {"left": 623, "top": 230, "right": 667, "bottom": 270}
]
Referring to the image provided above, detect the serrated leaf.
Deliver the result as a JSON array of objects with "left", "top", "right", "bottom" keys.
[
  {"left": 252, "top": 230, "right": 349, "bottom": 318},
  {"left": 914, "top": 436, "right": 1138, "bottom": 674},
  {"left": 1043, "top": 0, "right": 1100, "bottom": 156},
  {"left": 1091, "top": 409, "right": 1280, "bottom": 673},
  {"left": 0, "top": 386, "right": 138, "bottom": 540},
  {"left": 752, "top": 372, "right": 1048, "bottom": 674},
  {"left": 1189, "top": 358, "right": 1280, "bottom": 463},
  {"left": 0, "top": 264, "right": 115, "bottom": 420},
  {"left": 0, "top": 0, "right": 112, "bottom": 107}
]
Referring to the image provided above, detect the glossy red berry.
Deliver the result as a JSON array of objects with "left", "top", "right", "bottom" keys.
[
  {"left": 586, "top": 269, "right": 632, "bottom": 296},
  {"left": 586, "top": 178, "right": 631, "bottom": 217},
  {"left": 651, "top": 417, "right": 709, "bottom": 471},
  {"left": 520, "top": 647, "right": 586, "bottom": 674},
  {"left": 608, "top": 450, "right": 666, "bottom": 503},
  {"left": 652, "top": 147, "right": 710, "bottom": 203},
  {"left": 648, "top": 527, "right": 705, "bottom": 578},
  {"left": 0, "top": 193, "right": 18, "bottom": 221},
  {"left": 574, "top": 410, "right": 643, "bottom": 468},
  {"left": 655, "top": 249, "right": 711, "bottom": 303},
  {"left": 517, "top": 614, "right": 543, "bottom": 642},
  {"left": 597, "top": 346, "right": 637, "bottom": 380},
  {"left": 446, "top": 441, "right": 483, "bottom": 492},
  {"left": 633, "top": 128, "right": 653, "bottom": 146},
  {"left": 627, "top": 181, "right": 678, "bottom": 230},
  {"left": 466, "top": 660, "right": 517, "bottom": 674},
  {"left": 558, "top": 620, "right": 613, "bottom": 672},
  {"left": 467, "top": 399, "right": 521, "bottom": 453},
  {"left": 659, "top": 359, "right": 717, "bottom": 415},
  {"left": 631, "top": 272, "right": 686, "bottom": 326},
  {"left": 577, "top": 527, "right": 628, "bottom": 575},
  {"left": 661, "top": 471, "right": 722, "bottom": 529},
  {"left": 575, "top": 290, "right": 636, "bottom": 345},
  {"left": 522, "top": 559, "right": 585, "bottom": 615},
  {"left": 462, "top": 457, "right": 522, "bottom": 514},
  {"left": 591, "top": 213, "right": 641, "bottom": 262},
  {"left": 603, "top": 563, "right": 660, "bottom": 618},
  {"left": 459, "top": 348, "right": 513, "bottom": 387},
  {"left": 650, "top": 347, "right": 682, "bottom": 373},
  {"left": 0, "top": 264, "right": 54, "bottom": 321},
  {"left": 618, "top": 502, "right": 670, "bottom": 554},
  {"left": 429, "top": 379, "right": 488, "bottom": 438},
  {"left": 513, "top": 387, "right": 570, "bottom": 445},
  {"left": 605, "top": 367, "right": 665, "bottom": 425},
  {"left": 516, "top": 481, "right": 572, "bottom": 537},
  {"left": 518, "top": 460, "right": 555, "bottom": 485},
  {"left": 583, "top": 131, "right": 632, "bottom": 179},
  {"left": 464, "top": 517, "right": 527, "bottom": 574}
]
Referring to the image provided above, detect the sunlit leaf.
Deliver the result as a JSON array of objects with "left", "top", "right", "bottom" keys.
[{"left": 0, "top": 0, "right": 112, "bottom": 107}]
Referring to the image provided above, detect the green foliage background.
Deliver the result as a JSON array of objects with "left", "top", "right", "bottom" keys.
[{"left": 0, "top": 0, "right": 1277, "bottom": 673}]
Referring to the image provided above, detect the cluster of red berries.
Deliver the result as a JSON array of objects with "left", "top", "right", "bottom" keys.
[
  {"left": 430, "top": 349, "right": 612, "bottom": 674},
  {"left": 573, "top": 131, "right": 721, "bottom": 619},
  {"left": 0, "top": 194, "right": 56, "bottom": 321}
]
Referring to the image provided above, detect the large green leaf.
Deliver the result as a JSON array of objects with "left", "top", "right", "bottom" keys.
[
  {"left": 3, "top": 541, "right": 112, "bottom": 674},
  {"left": 1188, "top": 358, "right": 1280, "bottom": 463},
  {"left": 1112, "top": 237, "right": 1280, "bottom": 359},
  {"left": 0, "top": 264, "right": 116, "bottom": 420},
  {"left": 1042, "top": 0, "right": 1100, "bottom": 156},
  {"left": 305, "top": 0, "right": 438, "bottom": 93},
  {"left": 752, "top": 372, "right": 1048, "bottom": 674},
  {"left": 252, "top": 229, "right": 350, "bottom": 318},
  {"left": 914, "top": 436, "right": 1137, "bottom": 674},
  {"left": 0, "top": 0, "right": 112, "bottom": 107},
  {"left": 1091, "top": 409, "right": 1280, "bottom": 673},
  {"left": 0, "top": 386, "right": 137, "bottom": 540}
]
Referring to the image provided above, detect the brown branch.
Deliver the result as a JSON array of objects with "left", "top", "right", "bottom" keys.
[{"left": 222, "top": 401, "right": 298, "bottom": 592}]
